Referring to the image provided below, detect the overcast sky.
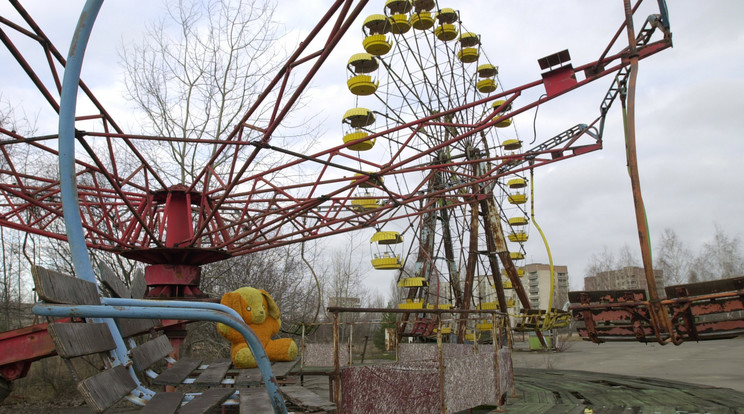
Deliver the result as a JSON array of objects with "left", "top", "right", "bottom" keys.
[{"left": 1, "top": 1, "right": 743, "bottom": 296}]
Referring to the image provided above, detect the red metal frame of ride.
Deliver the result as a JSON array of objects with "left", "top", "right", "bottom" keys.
[
  {"left": 0, "top": 1, "right": 671, "bottom": 258},
  {"left": 0, "top": 0, "right": 674, "bottom": 379}
]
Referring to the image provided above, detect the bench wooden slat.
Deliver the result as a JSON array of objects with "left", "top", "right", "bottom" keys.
[
  {"left": 239, "top": 387, "right": 274, "bottom": 414},
  {"left": 178, "top": 388, "right": 234, "bottom": 414},
  {"left": 139, "top": 391, "right": 184, "bottom": 414},
  {"left": 279, "top": 385, "right": 335, "bottom": 412},
  {"left": 99, "top": 263, "right": 131, "bottom": 299},
  {"left": 117, "top": 317, "right": 158, "bottom": 338},
  {"left": 98, "top": 264, "right": 160, "bottom": 337},
  {"left": 235, "top": 361, "right": 298, "bottom": 386},
  {"left": 271, "top": 360, "right": 298, "bottom": 378},
  {"left": 131, "top": 269, "right": 147, "bottom": 299},
  {"left": 235, "top": 368, "right": 263, "bottom": 387},
  {"left": 32, "top": 266, "right": 100, "bottom": 305},
  {"left": 78, "top": 365, "right": 137, "bottom": 413},
  {"left": 48, "top": 322, "right": 116, "bottom": 358},
  {"left": 193, "top": 358, "right": 232, "bottom": 386},
  {"left": 130, "top": 334, "right": 173, "bottom": 371},
  {"left": 153, "top": 357, "right": 203, "bottom": 386}
]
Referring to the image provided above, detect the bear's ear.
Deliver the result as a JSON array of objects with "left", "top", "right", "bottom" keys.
[
  {"left": 259, "top": 289, "right": 281, "bottom": 320},
  {"left": 220, "top": 291, "right": 243, "bottom": 314}
]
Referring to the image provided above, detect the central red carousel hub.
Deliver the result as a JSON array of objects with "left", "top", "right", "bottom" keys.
[
  {"left": 144, "top": 264, "right": 204, "bottom": 298},
  {"left": 121, "top": 185, "right": 230, "bottom": 299}
]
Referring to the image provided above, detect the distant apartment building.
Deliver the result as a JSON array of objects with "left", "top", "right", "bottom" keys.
[
  {"left": 583, "top": 266, "right": 665, "bottom": 298},
  {"left": 524, "top": 263, "right": 569, "bottom": 310},
  {"left": 468, "top": 264, "right": 568, "bottom": 312}
]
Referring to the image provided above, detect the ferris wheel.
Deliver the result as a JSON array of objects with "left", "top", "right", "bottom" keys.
[{"left": 342, "top": 0, "right": 589, "bottom": 340}]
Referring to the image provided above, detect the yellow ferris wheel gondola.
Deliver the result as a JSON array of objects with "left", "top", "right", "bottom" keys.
[
  {"left": 347, "top": 53, "right": 380, "bottom": 96},
  {"left": 507, "top": 193, "right": 527, "bottom": 204},
  {"left": 342, "top": 107, "right": 376, "bottom": 151},
  {"left": 410, "top": 10, "right": 434, "bottom": 30},
  {"left": 412, "top": 0, "right": 435, "bottom": 10},
  {"left": 386, "top": 0, "right": 413, "bottom": 34},
  {"left": 492, "top": 99, "right": 513, "bottom": 127},
  {"left": 352, "top": 192, "right": 380, "bottom": 211},
  {"left": 370, "top": 231, "right": 404, "bottom": 270},
  {"left": 503, "top": 139, "right": 522, "bottom": 151},
  {"left": 508, "top": 216, "right": 529, "bottom": 226},
  {"left": 476, "top": 63, "right": 498, "bottom": 93},
  {"left": 434, "top": 8, "right": 458, "bottom": 41},
  {"left": 507, "top": 177, "right": 527, "bottom": 188},
  {"left": 363, "top": 14, "right": 393, "bottom": 56},
  {"left": 352, "top": 172, "right": 384, "bottom": 188},
  {"left": 457, "top": 32, "right": 480, "bottom": 63},
  {"left": 508, "top": 232, "right": 528, "bottom": 243}
]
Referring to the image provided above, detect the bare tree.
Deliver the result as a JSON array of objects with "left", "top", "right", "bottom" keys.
[
  {"left": 325, "top": 235, "right": 370, "bottom": 309},
  {"left": 654, "top": 228, "right": 691, "bottom": 286},
  {"left": 689, "top": 224, "right": 744, "bottom": 281},
  {"left": 583, "top": 246, "right": 616, "bottom": 290},
  {"left": 120, "top": 0, "right": 285, "bottom": 183}
]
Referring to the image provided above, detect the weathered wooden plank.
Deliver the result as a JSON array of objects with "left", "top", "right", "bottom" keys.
[
  {"left": 235, "top": 368, "right": 263, "bottom": 387},
  {"left": 32, "top": 266, "right": 100, "bottom": 305},
  {"left": 193, "top": 358, "right": 232, "bottom": 386},
  {"left": 47, "top": 322, "right": 116, "bottom": 358},
  {"left": 239, "top": 388, "right": 274, "bottom": 414},
  {"left": 178, "top": 388, "right": 234, "bottom": 414},
  {"left": 131, "top": 269, "right": 147, "bottom": 299},
  {"left": 117, "top": 317, "right": 158, "bottom": 339},
  {"left": 77, "top": 365, "right": 136, "bottom": 413},
  {"left": 139, "top": 392, "right": 184, "bottom": 414},
  {"left": 235, "top": 360, "right": 298, "bottom": 386},
  {"left": 279, "top": 385, "right": 335, "bottom": 412},
  {"left": 153, "top": 357, "right": 202, "bottom": 386},
  {"left": 98, "top": 263, "right": 131, "bottom": 299},
  {"left": 130, "top": 334, "right": 173, "bottom": 371},
  {"left": 271, "top": 360, "right": 298, "bottom": 378}
]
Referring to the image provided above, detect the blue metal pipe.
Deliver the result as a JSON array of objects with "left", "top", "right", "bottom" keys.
[
  {"left": 33, "top": 303, "right": 288, "bottom": 413},
  {"left": 58, "top": 0, "right": 104, "bottom": 286},
  {"left": 57, "top": 0, "right": 140, "bottom": 375},
  {"left": 101, "top": 297, "right": 243, "bottom": 321}
]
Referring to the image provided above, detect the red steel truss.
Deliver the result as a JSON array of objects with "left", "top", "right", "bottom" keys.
[{"left": 0, "top": 1, "right": 671, "bottom": 262}]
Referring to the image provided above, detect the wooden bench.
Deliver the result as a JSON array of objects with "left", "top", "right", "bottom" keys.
[{"left": 31, "top": 265, "right": 334, "bottom": 413}]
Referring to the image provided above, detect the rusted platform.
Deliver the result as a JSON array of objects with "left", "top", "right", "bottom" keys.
[
  {"left": 496, "top": 368, "right": 744, "bottom": 413},
  {"left": 570, "top": 276, "right": 744, "bottom": 343}
]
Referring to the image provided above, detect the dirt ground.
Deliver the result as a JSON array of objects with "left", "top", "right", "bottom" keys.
[{"left": 1, "top": 335, "right": 742, "bottom": 412}]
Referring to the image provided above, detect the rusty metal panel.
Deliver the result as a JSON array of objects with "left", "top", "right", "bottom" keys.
[
  {"left": 398, "top": 343, "right": 474, "bottom": 362},
  {"left": 497, "top": 347, "right": 514, "bottom": 397},
  {"left": 541, "top": 65, "right": 577, "bottom": 97},
  {"left": 302, "top": 343, "right": 348, "bottom": 367},
  {"left": 569, "top": 289, "right": 653, "bottom": 342},
  {"left": 341, "top": 362, "right": 441, "bottom": 414},
  {"left": 0, "top": 322, "right": 58, "bottom": 368},
  {"left": 571, "top": 276, "right": 744, "bottom": 343},
  {"left": 443, "top": 352, "right": 497, "bottom": 412},
  {"left": 342, "top": 344, "right": 504, "bottom": 413}
]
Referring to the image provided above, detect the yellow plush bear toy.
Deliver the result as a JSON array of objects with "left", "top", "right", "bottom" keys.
[{"left": 217, "top": 287, "right": 298, "bottom": 369}]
